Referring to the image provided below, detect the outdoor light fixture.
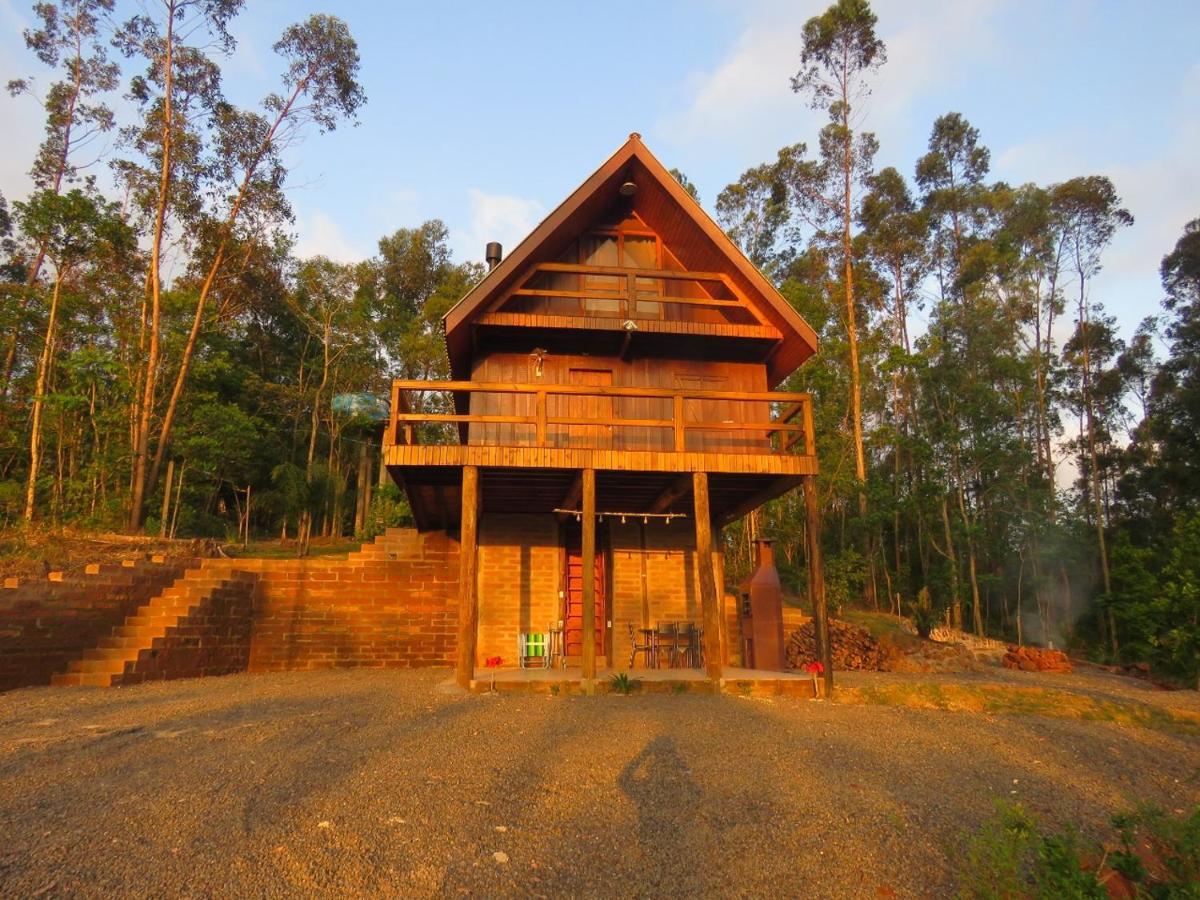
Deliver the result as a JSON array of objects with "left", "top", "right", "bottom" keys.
[
  {"left": 530, "top": 347, "right": 547, "bottom": 378},
  {"left": 619, "top": 173, "right": 637, "bottom": 196}
]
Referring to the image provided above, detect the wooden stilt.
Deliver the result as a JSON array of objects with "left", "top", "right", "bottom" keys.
[
  {"left": 581, "top": 468, "right": 597, "bottom": 688},
  {"left": 713, "top": 544, "right": 729, "bottom": 665},
  {"left": 693, "top": 471, "right": 723, "bottom": 686},
  {"left": 456, "top": 465, "right": 480, "bottom": 689},
  {"left": 803, "top": 474, "right": 832, "bottom": 696}
]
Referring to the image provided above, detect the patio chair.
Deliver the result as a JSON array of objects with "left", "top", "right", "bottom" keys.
[
  {"left": 628, "top": 622, "right": 656, "bottom": 669},
  {"left": 517, "top": 631, "right": 551, "bottom": 669},
  {"left": 676, "top": 623, "right": 697, "bottom": 668},
  {"left": 655, "top": 621, "right": 679, "bottom": 668}
]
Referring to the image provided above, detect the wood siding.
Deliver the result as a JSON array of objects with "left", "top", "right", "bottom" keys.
[{"left": 466, "top": 353, "right": 769, "bottom": 453}]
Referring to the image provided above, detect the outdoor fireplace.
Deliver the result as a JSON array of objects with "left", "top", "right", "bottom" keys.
[{"left": 737, "top": 538, "right": 786, "bottom": 671}]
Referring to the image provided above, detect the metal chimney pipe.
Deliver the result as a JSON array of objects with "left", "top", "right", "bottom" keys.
[{"left": 485, "top": 241, "right": 503, "bottom": 271}]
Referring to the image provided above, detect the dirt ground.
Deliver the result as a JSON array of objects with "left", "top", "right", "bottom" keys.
[{"left": 0, "top": 668, "right": 1197, "bottom": 898}]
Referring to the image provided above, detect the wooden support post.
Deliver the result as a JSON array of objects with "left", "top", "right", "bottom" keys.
[
  {"left": 713, "top": 545, "right": 729, "bottom": 665},
  {"left": 803, "top": 474, "right": 832, "bottom": 696},
  {"left": 581, "top": 468, "right": 597, "bottom": 688},
  {"left": 456, "top": 465, "right": 480, "bottom": 690},
  {"left": 693, "top": 472, "right": 723, "bottom": 686}
]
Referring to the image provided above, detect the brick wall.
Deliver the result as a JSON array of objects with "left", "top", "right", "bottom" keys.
[
  {"left": 0, "top": 559, "right": 193, "bottom": 691},
  {"left": 243, "top": 530, "right": 460, "bottom": 672},
  {"left": 476, "top": 514, "right": 560, "bottom": 665},
  {"left": 609, "top": 518, "right": 703, "bottom": 666},
  {"left": 8, "top": 530, "right": 462, "bottom": 689}
]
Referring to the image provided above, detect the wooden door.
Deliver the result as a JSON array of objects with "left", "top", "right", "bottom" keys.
[
  {"left": 562, "top": 528, "right": 606, "bottom": 661},
  {"left": 562, "top": 368, "right": 613, "bottom": 449}
]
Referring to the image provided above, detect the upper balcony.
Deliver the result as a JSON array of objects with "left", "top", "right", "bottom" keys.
[
  {"left": 481, "top": 262, "right": 781, "bottom": 344},
  {"left": 383, "top": 380, "right": 817, "bottom": 480}
]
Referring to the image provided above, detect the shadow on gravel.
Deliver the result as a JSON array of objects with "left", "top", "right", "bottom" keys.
[{"left": 618, "top": 735, "right": 701, "bottom": 846}]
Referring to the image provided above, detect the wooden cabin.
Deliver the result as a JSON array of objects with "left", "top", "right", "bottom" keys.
[{"left": 383, "top": 134, "right": 826, "bottom": 689}]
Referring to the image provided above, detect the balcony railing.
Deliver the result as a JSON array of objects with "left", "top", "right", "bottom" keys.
[
  {"left": 385, "top": 380, "right": 815, "bottom": 457},
  {"left": 493, "top": 263, "right": 764, "bottom": 327}
]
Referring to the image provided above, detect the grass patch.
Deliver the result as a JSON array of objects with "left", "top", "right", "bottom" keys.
[
  {"left": 834, "top": 681, "right": 1200, "bottom": 736},
  {"left": 842, "top": 609, "right": 913, "bottom": 641},
  {"left": 224, "top": 538, "right": 361, "bottom": 559}
]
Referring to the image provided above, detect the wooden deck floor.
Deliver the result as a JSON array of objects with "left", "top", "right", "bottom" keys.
[{"left": 466, "top": 665, "right": 822, "bottom": 698}]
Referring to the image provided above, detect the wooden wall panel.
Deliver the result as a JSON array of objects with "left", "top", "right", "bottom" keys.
[{"left": 468, "top": 352, "right": 769, "bottom": 453}]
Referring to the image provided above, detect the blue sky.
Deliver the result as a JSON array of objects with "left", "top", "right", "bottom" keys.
[{"left": 2, "top": 0, "right": 1197, "bottom": 341}]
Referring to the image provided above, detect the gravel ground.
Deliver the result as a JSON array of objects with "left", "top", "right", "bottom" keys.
[{"left": 0, "top": 669, "right": 1197, "bottom": 899}]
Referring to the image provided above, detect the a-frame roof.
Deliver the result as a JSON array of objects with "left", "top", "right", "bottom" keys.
[{"left": 443, "top": 133, "right": 818, "bottom": 387}]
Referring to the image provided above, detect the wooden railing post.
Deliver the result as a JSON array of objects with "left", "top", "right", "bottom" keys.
[
  {"left": 386, "top": 382, "right": 400, "bottom": 446},
  {"left": 625, "top": 273, "right": 636, "bottom": 320},
  {"left": 802, "top": 395, "right": 816, "bottom": 457},
  {"left": 673, "top": 394, "right": 686, "bottom": 452},
  {"left": 536, "top": 390, "right": 547, "bottom": 447}
]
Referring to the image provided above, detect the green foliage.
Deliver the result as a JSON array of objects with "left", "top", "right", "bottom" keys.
[
  {"left": 960, "top": 802, "right": 1200, "bottom": 899},
  {"left": 362, "top": 483, "right": 410, "bottom": 538},
  {"left": 1110, "top": 806, "right": 1200, "bottom": 892},
  {"left": 608, "top": 672, "right": 639, "bottom": 695},
  {"left": 958, "top": 802, "right": 1104, "bottom": 899},
  {"left": 910, "top": 603, "right": 939, "bottom": 639}
]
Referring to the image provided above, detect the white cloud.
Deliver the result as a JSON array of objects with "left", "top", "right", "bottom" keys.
[
  {"left": 457, "top": 188, "right": 545, "bottom": 265},
  {"left": 658, "top": 0, "right": 1003, "bottom": 162},
  {"left": 293, "top": 210, "right": 369, "bottom": 264}
]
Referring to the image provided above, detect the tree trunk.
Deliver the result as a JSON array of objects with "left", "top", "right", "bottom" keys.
[
  {"left": 128, "top": 3, "right": 176, "bottom": 531},
  {"left": 24, "top": 273, "right": 65, "bottom": 522}
]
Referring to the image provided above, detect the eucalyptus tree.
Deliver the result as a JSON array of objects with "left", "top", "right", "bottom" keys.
[
  {"left": 715, "top": 144, "right": 804, "bottom": 276},
  {"left": 143, "top": 14, "right": 366, "bottom": 518},
  {"left": 14, "top": 188, "right": 132, "bottom": 521},
  {"left": 790, "top": 0, "right": 886, "bottom": 566},
  {"left": 1144, "top": 218, "right": 1200, "bottom": 510},
  {"left": 857, "top": 166, "right": 929, "bottom": 595},
  {"left": 1051, "top": 176, "right": 1132, "bottom": 600},
  {"left": 114, "top": 0, "right": 244, "bottom": 531},
  {"left": 4, "top": 0, "right": 119, "bottom": 396}
]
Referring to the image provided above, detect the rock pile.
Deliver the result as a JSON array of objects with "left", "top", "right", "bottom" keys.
[
  {"left": 1003, "top": 644, "right": 1073, "bottom": 673},
  {"left": 785, "top": 619, "right": 890, "bottom": 671}
]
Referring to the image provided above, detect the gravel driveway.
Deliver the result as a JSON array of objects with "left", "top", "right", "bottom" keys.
[{"left": 0, "top": 669, "right": 1196, "bottom": 898}]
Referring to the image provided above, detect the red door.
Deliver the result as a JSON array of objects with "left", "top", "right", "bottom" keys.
[{"left": 563, "top": 529, "right": 605, "bottom": 661}]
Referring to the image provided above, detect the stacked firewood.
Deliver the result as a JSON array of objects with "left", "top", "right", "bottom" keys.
[
  {"left": 1003, "top": 644, "right": 1073, "bottom": 673},
  {"left": 785, "top": 620, "right": 890, "bottom": 671}
]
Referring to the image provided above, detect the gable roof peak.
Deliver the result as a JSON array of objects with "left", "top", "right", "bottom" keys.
[{"left": 442, "top": 134, "right": 818, "bottom": 386}]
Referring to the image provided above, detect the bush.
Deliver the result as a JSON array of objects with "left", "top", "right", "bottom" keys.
[
  {"left": 958, "top": 801, "right": 1200, "bottom": 899},
  {"left": 362, "top": 483, "right": 411, "bottom": 538},
  {"left": 911, "top": 603, "right": 940, "bottom": 639}
]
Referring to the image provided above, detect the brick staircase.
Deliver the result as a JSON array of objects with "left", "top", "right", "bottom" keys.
[
  {"left": 50, "top": 528, "right": 443, "bottom": 687},
  {"left": 51, "top": 569, "right": 260, "bottom": 687}
]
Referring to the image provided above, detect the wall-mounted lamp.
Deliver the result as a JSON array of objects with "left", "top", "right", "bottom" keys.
[{"left": 530, "top": 347, "right": 547, "bottom": 378}]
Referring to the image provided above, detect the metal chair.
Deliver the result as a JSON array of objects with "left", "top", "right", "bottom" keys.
[
  {"left": 676, "top": 623, "right": 697, "bottom": 668},
  {"left": 656, "top": 621, "right": 679, "bottom": 668},
  {"left": 518, "top": 631, "right": 551, "bottom": 669},
  {"left": 628, "top": 622, "right": 656, "bottom": 668}
]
